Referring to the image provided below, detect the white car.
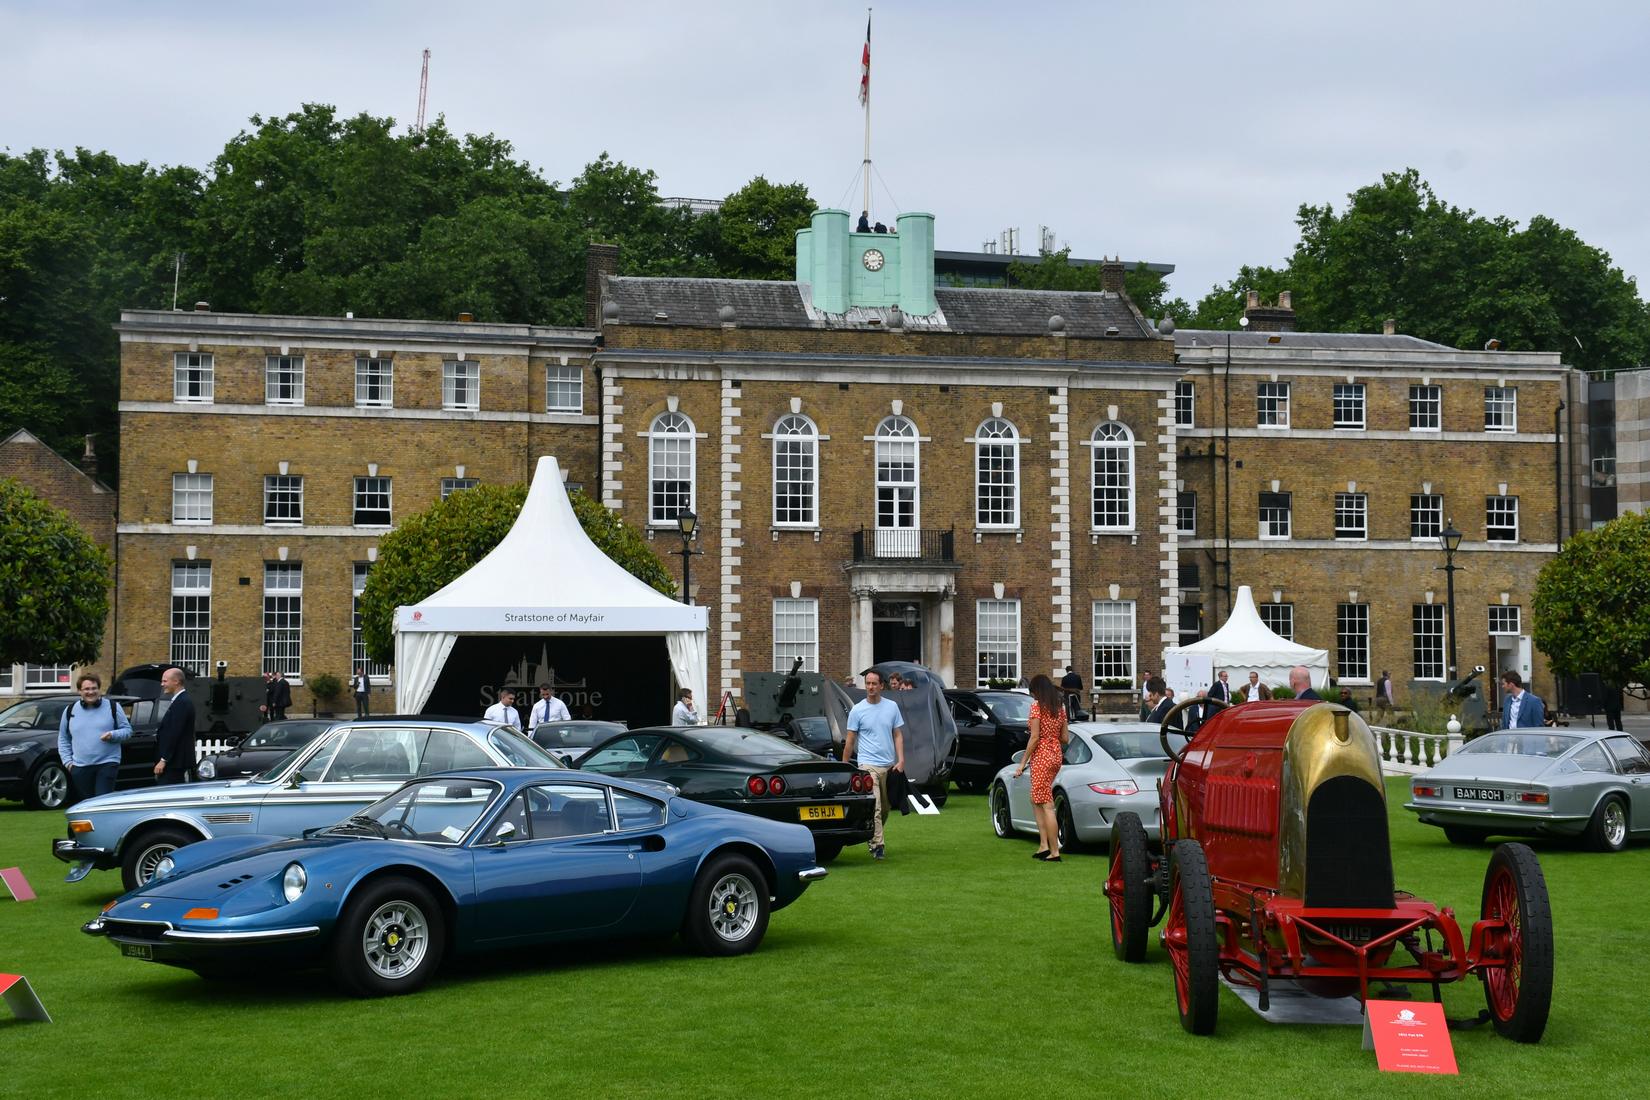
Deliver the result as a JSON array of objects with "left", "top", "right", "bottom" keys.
[{"left": 988, "top": 722, "right": 1181, "bottom": 850}]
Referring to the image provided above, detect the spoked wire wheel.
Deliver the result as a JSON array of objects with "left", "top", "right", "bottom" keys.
[
  {"left": 1162, "top": 839, "right": 1219, "bottom": 1035},
  {"left": 1480, "top": 843, "right": 1553, "bottom": 1042}
]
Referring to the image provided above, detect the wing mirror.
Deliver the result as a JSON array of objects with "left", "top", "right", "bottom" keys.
[
  {"left": 284, "top": 770, "right": 303, "bottom": 790},
  {"left": 488, "top": 821, "right": 518, "bottom": 846}
]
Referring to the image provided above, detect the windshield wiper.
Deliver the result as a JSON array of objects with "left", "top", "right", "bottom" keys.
[{"left": 337, "top": 814, "right": 389, "bottom": 838}]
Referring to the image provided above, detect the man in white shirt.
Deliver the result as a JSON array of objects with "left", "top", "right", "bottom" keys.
[
  {"left": 671, "top": 689, "right": 699, "bottom": 726},
  {"left": 528, "top": 685, "right": 571, "bottom": 731},
  {"left": 484, "top": 688, "right": 521, "bottom": 729}
]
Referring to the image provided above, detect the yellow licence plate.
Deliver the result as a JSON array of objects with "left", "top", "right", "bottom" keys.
[{"left": 800, "top": 804, "right": 845, "bottom": 821}]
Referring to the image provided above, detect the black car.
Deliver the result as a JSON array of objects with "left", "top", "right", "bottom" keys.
[
  {"left": 527, "top": 720, "right": 628, "bottom": 765},
  {"left": 577, "top": 725, "right": 875, "bottom": 861},
  {"left": 194, "top": 718, "right": 336, "bottom": 780},
  {"left": 944, "top": 689, "right": 1033, "bottom": 792},
  {"left": 781, "top": 715, "right": 839, "bottom": 758},
  {"left": 0, "top": 695, "right": 168, "bottom": 810}
]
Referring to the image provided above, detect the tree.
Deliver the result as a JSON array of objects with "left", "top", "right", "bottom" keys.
[
  {"left": 714, "top": 176, "right": 816, "bottom": 280},
  {"left": 0, "top": 480, "right": 111, "bottom": 666},
  {"left": 356, "top": 484, "right": 675, "bottom": 664},
  {"left": 1188, "top": 170, "right": 1650, "bottom": 372},
  {"left": 1532, "top": 511, "right": 1650, "bottom": 690}
]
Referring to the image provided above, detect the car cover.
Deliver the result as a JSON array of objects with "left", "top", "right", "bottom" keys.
[{"left": 824, "top": 662, "right": 957, "bottom": 787}]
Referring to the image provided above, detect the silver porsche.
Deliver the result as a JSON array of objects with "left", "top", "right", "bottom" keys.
[
  {"left": 1405, "top": 729, "right": 1650, "bottom": 851},
  {"left": 988, "top": 722, "right": 1182, "bottom": 851}
]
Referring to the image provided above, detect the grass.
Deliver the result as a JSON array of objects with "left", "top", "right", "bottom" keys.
[{"left": 1, "top": 778, "right": 1645, "bottom": 1099}]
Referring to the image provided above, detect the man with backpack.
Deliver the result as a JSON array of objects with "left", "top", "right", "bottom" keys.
[{"left": 56, "top": 672, "right": 133, "bottom": 801}]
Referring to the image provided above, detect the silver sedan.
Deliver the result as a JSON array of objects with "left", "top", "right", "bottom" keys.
[
  {"left": 987, "top": 722, "right": 1179, "bottom": 851},
  {"left": 1405, "top": 729, "right": 1650, "bottom": 851}
]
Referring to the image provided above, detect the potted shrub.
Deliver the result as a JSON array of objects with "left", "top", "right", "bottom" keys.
[{"left": 308, "top": 672, "right": 344, "bottom": 717}]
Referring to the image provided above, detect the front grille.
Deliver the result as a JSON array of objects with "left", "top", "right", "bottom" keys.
[
  {"left": 104, "top": 919, "right": 170, "bottom": 942},
  {"left": 1304, "top": 775, "right": 1395, "bottom": 909}
]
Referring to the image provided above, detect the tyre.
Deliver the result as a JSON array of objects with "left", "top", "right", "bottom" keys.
[
  {"left": 1443, "top": 825, "right": 1488, "bottom": 846},
  {"left": 989, "top": 782, "right": 1014, "bottom": 839},
  {"left": 683, "top": 853, "right": 770, "bottom": 957},
  {"left": 813, "top": 840, "right": 844, "bottom": 863},
  {"left": 24, "top": 760, "right": 71, "bottom": 811},
  {"left": 1163, "top": 839, "right": 1219, "bottom": 1035},
  {"left": 1582, "top": 795, "right": 1628, "bottom": 853},
  {"left": 120, "top": 825, "right": 198, "bottom": 891},
  {"left": 1479, "top": 843, "right": 1553, "bottom": 1042},
  {"left": 331, "top": 876, "right": 446, "bottom": 997},
  {"left": 1053, "top": 791, "right": 1078, "bottom": 853},
  {"left": 1107, "top": 811, "right": 1152, "bottom": 962}
]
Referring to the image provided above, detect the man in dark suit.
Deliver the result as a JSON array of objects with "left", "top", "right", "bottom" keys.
[
  {"left": 1208, "top": 669, "right": 1232, "bottom": 706},
  {"left": 1289, "top": 666, "right": 1322, "bottom": 700},
  {"left": 1144, "top": 676, "right": 1180, "bottom": 728},
  {"left": 272, "top": 671, "right": 292, "bottom": 720},
  {"left": 1501, "top": 670, "right": 1545, "bottom": 728},
  {"left": 153, "top": 666, "right": 198, "bottom": 784}
]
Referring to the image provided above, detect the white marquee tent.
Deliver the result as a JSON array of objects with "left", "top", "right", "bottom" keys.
[
  {"left": 1162, "top": 585, "right": 1330, "bottom": 690},
  {"left": 394, "top": 456, "right": 708, "bottom": 715}
]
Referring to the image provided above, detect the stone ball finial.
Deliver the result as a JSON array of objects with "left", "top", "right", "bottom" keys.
[
  {"left": 1158, "top": 315, "right": 1176, "bottom": 335},
  {"left": 1048, "top": 314, "right": 1066, "bottom": 333},
  {"left": 717, "top": 304, "right": 736, "bottom": 323},
  {"left": 601, "top": 299, "right": 620, "bottom": 321},
  {"left": 888, "top": 308, "right": 904, "bottom": 330}
]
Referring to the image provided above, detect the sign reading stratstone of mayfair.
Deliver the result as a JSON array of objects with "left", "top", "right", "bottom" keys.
[{"left": 395, "top": 604, "right": 706, "bottom": 633}]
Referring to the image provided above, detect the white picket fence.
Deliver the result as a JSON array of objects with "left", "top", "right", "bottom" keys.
[
  {"left": 194, "top": 737, "right": 241, "bottom": 763},
  {"left": 1369, "top": 726, "right": 1464, "bottom": 775}
]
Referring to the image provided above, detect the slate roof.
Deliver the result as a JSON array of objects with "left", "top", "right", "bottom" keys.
[
  {"left": 1174, "top": 329, "right": 1453, "bottom": 352},
  {"left": 601, "top": 276, "right": 1163, "bottom": 339}
]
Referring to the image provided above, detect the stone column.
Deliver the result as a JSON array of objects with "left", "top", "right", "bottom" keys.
[
  {"left": 937, "top": 587, "right": 956, "bottom": 686},
  {"left": 851, "top": 587, "right": 875, "bottom": 676}
]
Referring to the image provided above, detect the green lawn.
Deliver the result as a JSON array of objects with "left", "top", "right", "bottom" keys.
[{"left": 1, "top": 779, "right": 1644, "bottom": 1098}]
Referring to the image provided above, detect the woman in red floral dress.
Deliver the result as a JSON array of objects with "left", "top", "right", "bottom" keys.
[{"left": 1014, "top": 674, "right": 1071, "bottom": 861}]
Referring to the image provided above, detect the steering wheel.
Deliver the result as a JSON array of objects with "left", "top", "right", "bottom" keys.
[
  {"left": 1158, "top": 695, "right": 1228, "bottom": 763},
  {"left": 384, "top": 819, "right": 419, "bottom": 839}
]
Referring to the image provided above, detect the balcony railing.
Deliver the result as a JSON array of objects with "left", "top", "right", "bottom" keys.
[{"left": 851, "top": 527, "right": 956, "bottom": 564}]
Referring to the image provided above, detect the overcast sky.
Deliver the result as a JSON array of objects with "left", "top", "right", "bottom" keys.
[{"left": 5, "top": 1, "right": 1646, "bottom": 306}]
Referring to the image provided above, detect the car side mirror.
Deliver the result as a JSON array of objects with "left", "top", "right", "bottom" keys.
[
  {"left": 489, "top": 821, "right": 518, "bottom": 845},
  {"left": 284, "top": 771, "right": 303, "bottom": 790}
]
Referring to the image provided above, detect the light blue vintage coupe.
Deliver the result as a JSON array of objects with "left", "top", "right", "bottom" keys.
[
  {"left": 55, "top": 717, "right": 560, "bottom": 889},
  {"left": 83, "top": 768, "right": 827, "bottom": 995}
]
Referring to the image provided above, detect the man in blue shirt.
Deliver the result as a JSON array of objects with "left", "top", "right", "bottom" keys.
[
  {"left": 56, "top": 672, "right": 133, "bottom": 800},
  {"left": 844, "top": 669, "right": 905, "bottom": 861}
]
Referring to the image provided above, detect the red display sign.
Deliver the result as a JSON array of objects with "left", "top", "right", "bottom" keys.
[
  {"left": 1, "top": 866, "right": 36, "bottom": 902},
  {"left": 1363, "top": 999, "right": 1458, "bottom": 1074}
]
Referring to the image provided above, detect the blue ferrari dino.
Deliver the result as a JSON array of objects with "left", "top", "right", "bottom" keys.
[{"left": 83, "top": 768, "right": 827, "bottom": 996}]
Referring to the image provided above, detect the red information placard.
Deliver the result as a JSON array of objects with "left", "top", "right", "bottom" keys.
[
  {"left": 1363, "top": 999, "right": 1458, "bottom": 1074},
  {"left": 1, "top": 866, "right": 36, "bottom": 902}
]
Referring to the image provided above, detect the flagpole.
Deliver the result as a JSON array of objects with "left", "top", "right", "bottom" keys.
[{"left": 862, "top": 9, "right": 871, "bottom": 219}]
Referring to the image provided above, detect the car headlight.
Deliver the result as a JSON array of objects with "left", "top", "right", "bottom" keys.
[
  {"left": 196, "top": 757, "right": 216, "bottom": 779},
  {"left": 0, "top": 740, "right": 38, "bottom": 755},
  {"left": 153, "top": 855, "right": 176, "bottom": 879},
  {"left": 281, "top": 862, "right": 307, "bottom": 904}
]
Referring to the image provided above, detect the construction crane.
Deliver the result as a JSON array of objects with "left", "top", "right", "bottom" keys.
[{"left": 415, "top": 48, "right": 430, "bottom": 133}]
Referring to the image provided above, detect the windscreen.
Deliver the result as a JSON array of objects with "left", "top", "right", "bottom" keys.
[
  {"left": 1458, "top": 733, "right": 1581, "bottom": 758},
  {"left": 694, "top": 729, "right": 816, "bottom": 762},
  {"left": 981, "top": 694, "right": 1032, "bottom": 724}
]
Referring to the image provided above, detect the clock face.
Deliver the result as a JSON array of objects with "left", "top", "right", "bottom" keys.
[{"left": 862, "top": 248, "right": 885, "bottom": 272}]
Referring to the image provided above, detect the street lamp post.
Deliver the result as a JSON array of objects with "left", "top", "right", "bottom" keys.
[
  {"left": 1438, "top": 518, "right": 1463, "bottom": 682},
  {"left": 674, "top": 510, "right": 701, "bottom": 605}
]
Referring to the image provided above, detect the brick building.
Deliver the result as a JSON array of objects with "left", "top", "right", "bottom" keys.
[
  {"left": 104, "top": 214, "right": 1583, "bottom": 718},
  {"left": 0, "top": 429, "right": 116, "bottom": 701},
  {"left": 1174, "top": 295, "right": 1587, "bottom": 706}
]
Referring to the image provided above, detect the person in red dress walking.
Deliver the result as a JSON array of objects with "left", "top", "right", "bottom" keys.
[{"left": 1014, "top": 674, "right": 1071, "bottom": 861}]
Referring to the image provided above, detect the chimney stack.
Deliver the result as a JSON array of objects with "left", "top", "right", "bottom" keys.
[
  {"left": 585, "top": 242, "right": 620, "bottom": 329},
  {"left": 1383, "top": 318, "right": 1397, "bottom": 336},
  {"left": 1099, "top": 258, "right": 1126, "bottom": 294},
  {"left": 1242, "top": 290, "right": 1297, "bottom": 333},
  {"left": 81, "top": 434, "right": 99, "bottom": 480}
]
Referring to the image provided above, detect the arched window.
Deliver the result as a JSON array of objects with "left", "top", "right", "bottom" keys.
[
  {"left": 648, "top": 411, "right": 695, "bottom": 524},
  {"left": 1091, "top": 421, "right": 1134, "bottom": 531},
  {"left": 772, "top": 414, "right": 819, "bottom": 526},
  {"left": 874, "top": 416, "right": 919, "bottom": 556},
  {"left": 975, "top": 417, "right": 1019, "bottom": 528}
]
